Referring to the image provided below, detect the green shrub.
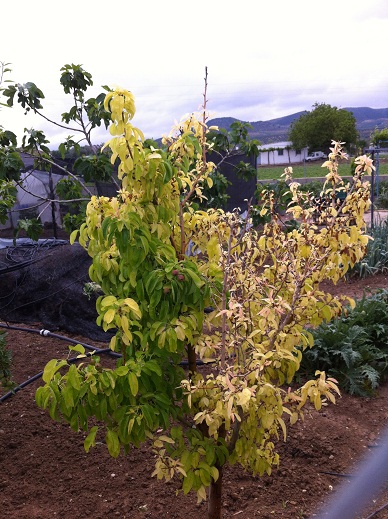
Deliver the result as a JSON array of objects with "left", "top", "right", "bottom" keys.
[
  {"left": 376, "top": 181, "right": 388, "bottom": 209},
  {"left": 299, "top": 180, "right": 324, "bottom": 197},
  {"left": 299, "top": 290, "right": 388, "bottom": 396},
  {"left": 0, "top": 331, "right": 12, "bottom": 385},
  {"left": 349, "top": 220, "right": 388, "bottom": 278},
  {"left": 252, "top": 179, "right": 293, "bottom": 225}
]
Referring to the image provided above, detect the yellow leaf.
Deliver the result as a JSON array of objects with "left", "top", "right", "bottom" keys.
[
  {"left": 210, "top": 466, "right": 219, "bottom": 482},
  {"left": 206, "top": 236, "right": 220, "bottom": 261},
  {"left": 236, "top": 388, "right": 251, "bottom": 407},
  {"left": 321, "top": 304, "right": 332, "bottom": 321},
  {"left": 101, "top": 295, "right": 117, "bottom": 307},
  {"left": 104, "top": 308, "right": 115, "bottom": 324},
  {"left": 121, "top": 314, "right": 130, "bottom": 336},
  {"left": 70, "top": 229, "right": 79, "bottom": 244},
  {"left": 175, "top": 326, "right": 186, "bottom": 341},
  {"left": 300, "top": 245, "right": 310, "bottom": 258},
  {"left": 277, "top": 416, "right": 287, "bottom": 440},
  {"left": 124, "top": 298, "right": 142, "bottom": 319},
  {"left": 314, "top": 392, "right": 322, "bottom": 410},
  {"left": 176, "top": 466, "right": 187, "bottom": 477},
  {"left": 158, "top": 435, "right": 175, "bottom": 444},
  {"left": 109, "top": 335, "right": 117, "bottom": 351},
  {"left": 258, "top": 236, "right": 266, "bottom": 250},
  {"left": 197, "top": 485, "right": 207, "bottom": 503}
]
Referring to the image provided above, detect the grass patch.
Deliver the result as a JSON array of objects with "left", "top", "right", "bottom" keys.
[{"left": 257, "top": 161, "right": 388, "bottom": 181}]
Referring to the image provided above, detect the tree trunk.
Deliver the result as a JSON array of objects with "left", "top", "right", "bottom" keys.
[
  {"left": 208, "top": 465, "right": 223, "bottom": 519},
  {"left": 187, "top": 343, "right": 197, "bottom": 376}
]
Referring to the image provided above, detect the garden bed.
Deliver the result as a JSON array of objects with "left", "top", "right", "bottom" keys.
[{"left": 1, "top": 274, "right": 388, "bottom": 518}]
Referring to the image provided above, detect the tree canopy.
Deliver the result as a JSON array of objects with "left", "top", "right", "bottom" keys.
[
  {"left": 371, "top": 127, "right": 388, "bottom": 146},
  {"left": 288, "top": 103, "right": 358, "bottom": 153}
]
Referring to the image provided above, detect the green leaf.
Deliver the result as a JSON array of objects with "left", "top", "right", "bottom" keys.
[
  {"left": 42, "top": 359, "right": 68, "bottom": 383},
  {"left": 185, "top": 268, "right": 204, "bottom": 288},
  {"left": 62, "top": 385, "right": 74, "bottom": 408},
  {"left": 128, "top": 372, "right": 139, "bottom": 396},
  {"left": 205, "top": 446, "right": 216, "bottom": 466},
  {"left": 84, "top": 426, "right": 99, "bottom": 453},
  {"left": 69, "top": 344, "right": 86, "bottom": 355},
  {"left": 99, "top": 398, "right": 108, "bottom": 420},
  {"left": 67, "top": 364, "right": 81, "bottom": 390},
  {"left": 144, "top": 360, "right": 162, "bottom": 377},
  {"left": 145, "top": 271, "right": 163, "bottom": 296},
  {"left": 199, "top": 468, "right": 211, "bottom": 486},
  {"left": 14, "top": 218, "right": 43, "bottom": 241},
  {"left": 182, "top": 471, "right": 195, "bottom": 494},
  {"left": 106, "top": 429, "right": 120, "bottom": 458},
  {"left": 115, "top": 365, "right": 129, "bottom": 376},
  {"left": 142, "top": 403, "right": 156, "bottom": 428},
  {"left": 35, "top": 386, "right": 50, "bottom": 409}
]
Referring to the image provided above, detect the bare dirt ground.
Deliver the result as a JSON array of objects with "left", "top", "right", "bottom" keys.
[{"left": 1, "top": 247, "right": 388, "bottom": 518}]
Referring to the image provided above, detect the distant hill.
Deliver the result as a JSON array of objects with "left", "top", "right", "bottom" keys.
[{"left": 208, "top": 107, "right": 388, "bottom": 144}]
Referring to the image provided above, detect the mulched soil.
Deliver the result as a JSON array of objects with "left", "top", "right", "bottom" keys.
[{"left": 1, "top": 239, "right": 388, "bottom": 518}]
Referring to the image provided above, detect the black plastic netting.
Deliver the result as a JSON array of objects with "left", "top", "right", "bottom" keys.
[{"left": 0, "top": 240, "right": 112, "bottom": 341}]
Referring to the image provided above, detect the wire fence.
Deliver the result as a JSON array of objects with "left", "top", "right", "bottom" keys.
[{"left": 315, "top": 425, "right": 388, "bottom": 519}]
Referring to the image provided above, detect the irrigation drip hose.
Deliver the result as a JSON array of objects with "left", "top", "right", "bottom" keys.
[
  {"left": 0, "top": 347, "right": 112, "bottom": 403},
  {"left": 0, "top": 322, "right": 214, "bottom": 402},
  {"left": 0, "top": 239, "right": 69, "bottom": 276},
  {"left": 0, "top": 322, "right": 213, "bottom": 367},
  {"left": 0, "top": 322, "right": 121, "bottom": 358}
]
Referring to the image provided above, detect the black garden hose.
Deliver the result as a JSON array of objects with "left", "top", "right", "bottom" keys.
[
  {"left": 0, "top": 322, "right": 121, "bottom": 357},
  {"left": 0, "top": 346, "right": 112, "bottom": 403},
  {"left": 0, "top": 322, "right": 214, "bottom": 402}
]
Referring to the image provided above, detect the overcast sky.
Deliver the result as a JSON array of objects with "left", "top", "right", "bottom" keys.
[{"left": 1, "top": 0, "right": 388, "bottom": 149}]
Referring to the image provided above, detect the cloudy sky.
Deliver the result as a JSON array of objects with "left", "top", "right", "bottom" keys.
[{"left": 1, "top": 0, "right": 388, "bottom": 149}]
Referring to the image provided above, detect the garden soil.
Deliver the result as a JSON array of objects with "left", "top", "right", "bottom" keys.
[{"left": 2, "top": 247, "right": 388, "bottom": 517}]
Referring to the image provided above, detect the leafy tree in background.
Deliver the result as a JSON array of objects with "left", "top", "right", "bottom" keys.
[
  {"left": 0, "top": 62, "right": 116, "bottom": 238},
  {"left": 202, "top": 121, "right": 260, "bottom": 209},
  {"left": 371, "top": 127, "right": 388, "bottom": 146},
  {"left": 289, "top": 102, "right": 358, "bottom": 153},
  {"left": 0, "top": 62, "right": 20, "bottom": 225}
]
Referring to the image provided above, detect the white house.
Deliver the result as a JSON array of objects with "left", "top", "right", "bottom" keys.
[{"left": 257, "top": 141, "right": 308, "bottom": 166}]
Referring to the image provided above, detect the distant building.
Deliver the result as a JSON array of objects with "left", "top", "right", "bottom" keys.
[
  {"left": 257, "top": 141, "right": 308, "bottom": 166},
  {"left": 0, "top": 153, "right": 65, "bottom": 230}
]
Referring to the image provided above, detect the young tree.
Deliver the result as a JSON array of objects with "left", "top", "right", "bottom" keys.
[
  {"left": 35, "top": 83, "right": 371, "bottom": 519},
  {"left": 289, "top": 102, "right": 358, "bottom": 153},
  {"left": 0, "top": 62, "right": 21, "bottom": 226}
]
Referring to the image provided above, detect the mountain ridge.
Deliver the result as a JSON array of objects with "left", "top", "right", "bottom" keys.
[{"left": 208, "top": 107, "right": 388, "bottom": 144}]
